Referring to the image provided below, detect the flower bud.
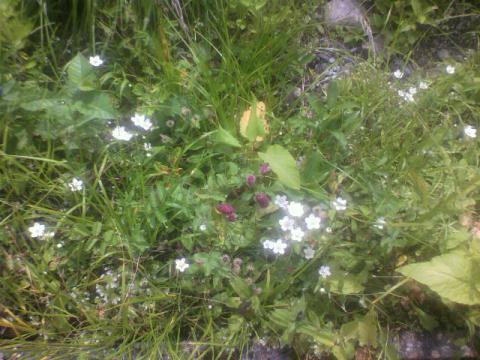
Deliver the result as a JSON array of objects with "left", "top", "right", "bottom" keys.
[
  {"left": 260, "top": 163, "right": 271, "bottom": 175},
  {"left": 255, "top": 193, "right": 271, "bottom": 208},
  {"left": 246, "top": 174, "right": 256, "bottom": 187},
  {"left": 227, "top": 212, "right": 237, "bottom": 222},
  {"left": 216, "top": 203, "right": 235, "bottom": 215}
]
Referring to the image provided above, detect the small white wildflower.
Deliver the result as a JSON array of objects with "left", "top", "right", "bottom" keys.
[
  {"left": 464, "top": 125, "right": 477, "bottom": 139},
  {"left": 166, "top": 119, "right": 175, "bottom": 128},
  {"left": 305, "top": 214, "right": 321, "bottom": 230},
  {"left": 287, "top": 201, "right": 304, "bottom": 217},
  {"left": 263, "top": 240, "right": 275, "bottom": 250},
  {"left": 43, "top": 231, "right": 55, "bottom": 239},
  {"left": 28, "top": 222, "right": 46, "bottom": 238},
  {"left": 303, "top": 246, "right": 315, "bottom": 260},
  {"left": 271, "top": 239, "right": 288, "bottom": 255},
  {"left": 291, "top": 227, "right": 305, "bottom": 242},
  {"left": 131, "top": 113, "right": 153, "bottom": 131},
  {"left": 112, "top": 126, "right": 133, "bottom": 141},
  {"left": 408, "top": 87, "right": 417, "bottom": 95},
  {"left": 144, "top": 142, "right": 153, "bottom": 157},
  {"left": 398, "top": 90, "right": 414, "bottom": 102},
  {"left": 89, "top": 55, "right": 104, "bottom": 67},
  {"left": 446, "top": 65, "right": 455, "bottom": 74},
  {"left": 318, "top": 265, "right": 331, "bottom": 279},
  {"left": 393, "top": 69, "right": 404, "bottom": 79},
  {"left": 199, "top": 224, "right": 207, "bottom": 231},
  {"left": 419, "top": 81, "right": 429, "bottom": 89},
  {"left": 274, "top": 195, "right": 289, "bottom": 209},
  {"left": 332, "top": 197, "right": 347, "bottom": 211},
  {"left": 175, "top": 258, "right": 189, "bottom": 272},
  {"left": 374, "top": 217, "right": 386, "bottom": 230},
  {"left": 325, "top": 227, "right": 333, "bottom": 233},
  {"left": 279, "top": 216, "right": 295, "bottom": 232},
  {"left": 319, "top": 287, "right": 326, "bottom": 293},
  {"left": 68, "top": 177, "right": 84, "bottom": 192},
  {"left": 56, "top": 242, "right": 63, "bottom": 249}
]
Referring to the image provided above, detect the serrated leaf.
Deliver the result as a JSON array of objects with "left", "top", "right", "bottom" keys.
[
  {"left": 215, "top": 127, "right": 242, "bottom": 147},
  {"left": 398, "top": 251, "right": 480, "bottom": 305},
  {"left": 258, "top": 145, "right": 300, "bottom": 190},
  {"left": 340, "top": 311, "right": 377, "bottom": 347},
  {"left": 73, "top": 92, "right": 117, "bottom": 119}
]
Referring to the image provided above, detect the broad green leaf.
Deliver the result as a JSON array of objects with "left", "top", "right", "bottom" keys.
[
  {"left": 215, "top": 127, "right": 242, "bottom": 147},
  {"left": 73, "top": 92, "right": 117, "bottom": 119},
  {"left": 230, "top": 277, "right": 252, "bottom": 298},
  {"left": 340, "top": 311, "right": 377, "bottom": 347},
  {"left": 329, "top": 271, "right": 366, "bottom": 295},
  {"left": 297, "top": 323, "right": 335, "bottom": 347},
  {"left": 66, "top": 53, "right": 96, "bottom": 91},
  {"left": 258, "top": 145, "right": 300, "bottom": 190},
  {"left": 398, "top": 251, "right": 480, "bottom": 305}
]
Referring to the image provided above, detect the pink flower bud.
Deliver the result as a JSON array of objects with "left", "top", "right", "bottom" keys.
[
  {"left": 255, "top": 193, "right": 271, "bottom": 208},
  {"left": 227, "top": 212, "right": 237, "bottom": 222},
  {"left": 216, "top": 203, "right": 235, "bottom": 215},
  {"left": 260, "top": 163, "right": 271, "bottom": 175},
  {"left": 246, "top": 174, "right": 256, "bottom": 187}
]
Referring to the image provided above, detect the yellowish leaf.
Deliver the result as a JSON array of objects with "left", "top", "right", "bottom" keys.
[{"left": 239, "top": 101, "right": 269, "bottom": 142}]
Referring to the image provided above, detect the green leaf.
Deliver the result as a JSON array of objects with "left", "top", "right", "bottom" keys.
[
  {"left": 296, "top": 323, "right": 336, "bottom": 347},
  {"left": 258, "top": 145, "right": 300, "bottom": 190},
  {"left": 340, "top": 311, "right": 378, "bottom": 347},
  {"left": 73, "top": 92, "right": 117, "bottom": 119},
  {"left": 398, "top": 251, "right": 480, "bottom": 305},
  {"left": 230, "top": 277, "right": 252, "bottom": 298},
  {"left": 215, "top": 127, "right": 242, "bottom": 147},
  {"left": 326, "top": 80, "right": 339, "bottom": 108},
  {"left": 329, "top": 271, "right": 367, "bottom": 295},
  {"left": 66, "top": 53, "right": 96, "bottom": 91}
]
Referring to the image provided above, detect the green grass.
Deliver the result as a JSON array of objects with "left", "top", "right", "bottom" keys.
[{"left": 1, "top": 0, "right": 480, "bottom": 358}]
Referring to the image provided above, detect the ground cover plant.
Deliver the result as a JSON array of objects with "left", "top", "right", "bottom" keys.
[{"left": 1, "top": 0, "right": 480, "bottom": 359}]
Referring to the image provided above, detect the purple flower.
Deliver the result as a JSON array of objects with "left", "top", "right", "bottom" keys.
[
  {"left": 227, "top": 212, "right": 237, "bottom": 222},
  {"left": 246, "top": 174, "right": 256, "bottom": 187},
  {"left": 216, "top": 203, "right": 235, "bottom": 215},
  {"left": 260, "top": 163, "right": 271, "bottom": 175},
  {"left": 255, "top": 193, "right": 271, "bottom": 208}
]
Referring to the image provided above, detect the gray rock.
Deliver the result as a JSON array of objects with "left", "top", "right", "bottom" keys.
[{"left": 324, "top": 0, "right": 366, "bottom": 28}]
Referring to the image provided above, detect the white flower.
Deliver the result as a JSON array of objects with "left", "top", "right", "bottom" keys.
[
  {"left": 43, "top": 231, "right": 55, "bottom": 239},
  {"left": 287, "top": 201, "right": 304, "bottom": 217},
  {"left": 112, "top": 126, "right": 133, "bottom": 141},
  {"left": 144, "top": 142, "right": 153, "bottom": 157},
  {"left": 398, "top": 90, "right": 414, "bottom": 102},
  {"left": 318, "top": 265, "right": 331, "bottom": 279},
  {"left": 419, "top": 81, "right": 429, "bottom": 89},
  {"left": 464, "top": 125, "right": 477, "bottom": 139},
  {"left": 374, "top": 217, "right": 386, "bottom": 230},
  {"left": 325, "top": 227, "right": 333, "bottom": 233},
  {"left": 393, "top": 69, "right": 404, "bottom": 79},
  {"left": 279, "top": 216, "right": 295, "bottom": 232},
  {"left": 271, "top": 239, "right": 288, "bottom": 255},
  {"left": 28, "top": 222, "right": 46, "bottom": 238},
  {"left": 291, "top": 227, "right": 305, "bottom": 242},
  {"left": 89, "top": 55, "right": 104, "bottom": 67},
  {"left": 274, "top": 195, "right": 289, "bottom": 209},
  {"left": 303, "top": 246, "right": 315, "bottom": 260},
  {"left": 332, "top": 197, "right": 347, "bottom": 211},
  {"left": 175, "top": 258, "right": 189, "bottom": 272},
  {"left": 263, "top": 240, "right": 275, "bottom": 250},
  {"left": 446, "top": 65, "right": 455, "bottom": 74},
  {"left": 68, "top": 178, "right": 83, "bottom": 192},
  {"left": 408, "top": 87, "right": 417, "bottom": 95},
  {"left": 305, "top": 214, "right": 321, "bottom": 230},
  {"left": 131, "top": 113, "right": 153, "bottom": 131},
  {"left": 199, "top": 224, "right": 207, "bottom": 231}
]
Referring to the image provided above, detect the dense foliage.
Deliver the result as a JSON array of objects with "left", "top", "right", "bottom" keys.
[{"left": 1, "top": 0, "right": 479, "bottom": 358}]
